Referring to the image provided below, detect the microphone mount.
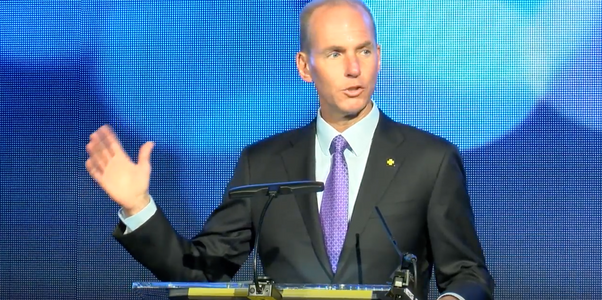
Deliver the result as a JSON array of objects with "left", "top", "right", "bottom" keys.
[
  {"left": 388, "top": 256, "right": 419, "bottom": 300},
  {"left": 228, "top": 181, "right": 324, "bottom": 300},
  {"left": 374, "top": 206, "right": 420, "bottom": 300},
  {"left": 249, "top": 188, "right": 280, "bottom": 299}
]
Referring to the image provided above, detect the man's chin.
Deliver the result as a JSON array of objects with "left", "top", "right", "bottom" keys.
[{"left": 340, "top": 101, "right": 372, "bottom": 120}]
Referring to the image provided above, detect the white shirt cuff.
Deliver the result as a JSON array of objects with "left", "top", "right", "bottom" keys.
[
  {"left": 117, "top": 196, "right": 157, "bottom": 234},
  {"left": 438, "top": 292, "right": 465, "bottom": 300}
]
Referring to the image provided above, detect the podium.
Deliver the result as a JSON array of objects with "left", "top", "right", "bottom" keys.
[{"left": 132, "top": 282, "right": 393, "bottom": 300}]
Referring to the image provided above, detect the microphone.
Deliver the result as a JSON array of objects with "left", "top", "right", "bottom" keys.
[
  {"left": 374, "top": 206, "right": 419, "bottom": 300},
  {"left": 228, "top": 181, "right": 324, "bottom": 199},
  {"left": 228, "top": 180, "right": 324, "bottom": 299}
]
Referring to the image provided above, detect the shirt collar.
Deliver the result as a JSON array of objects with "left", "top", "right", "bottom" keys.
[{"left": 316, "top": 101, "right": 380, "bottom": 157}]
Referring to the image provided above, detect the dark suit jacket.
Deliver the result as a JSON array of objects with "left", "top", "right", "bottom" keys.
[{"left": 114, "top": 111, "right": 494, "bottom": 299}]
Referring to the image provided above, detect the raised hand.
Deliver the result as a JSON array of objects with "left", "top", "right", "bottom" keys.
[{"left": 85, "top": 125, "right": 155, "bottom": 216}]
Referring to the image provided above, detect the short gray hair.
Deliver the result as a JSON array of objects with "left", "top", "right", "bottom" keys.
[{"left": 299, "top": 0, "right": 377, "bottom": 53}]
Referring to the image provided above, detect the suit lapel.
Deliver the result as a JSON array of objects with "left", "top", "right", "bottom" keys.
[
  {"left": 335, "top": 112, "right": 406, "bottom": 280},
  {"left": 280, "top": 120, "right": 334, "bottom": 280}
]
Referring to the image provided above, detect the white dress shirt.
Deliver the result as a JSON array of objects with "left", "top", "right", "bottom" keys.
[{"left": 314, "top": 101, "right": 380, "bottom": 218}]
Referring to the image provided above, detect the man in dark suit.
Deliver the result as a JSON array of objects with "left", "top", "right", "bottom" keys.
[{"left": 85, "top": 0, "right": 494, "bottom": 299}]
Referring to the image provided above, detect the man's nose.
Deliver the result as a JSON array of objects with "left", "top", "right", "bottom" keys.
[{"left": 345, "top": 55, "right": 361, "bottom": 78}]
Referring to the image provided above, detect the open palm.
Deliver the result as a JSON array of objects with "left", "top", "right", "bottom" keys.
[{"left": 85, "top": 125, "right": 154, "bottom": 213}]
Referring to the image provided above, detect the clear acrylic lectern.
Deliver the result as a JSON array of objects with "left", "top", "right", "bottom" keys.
[{"left": 132, "top": 281, "right": 393, "bottom": 300}]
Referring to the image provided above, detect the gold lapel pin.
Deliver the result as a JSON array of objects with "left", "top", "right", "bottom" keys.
[{"left": 386, "top": 158, "right": 395, "bottom": 166}]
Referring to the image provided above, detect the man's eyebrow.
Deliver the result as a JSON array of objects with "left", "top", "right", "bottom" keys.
[
  {"left": 321, "top": 41, "right": 374, "bottom": 54},
  {"left": 356, "top": 41, "right": 373, "bottom": 49},
  {"left": 322, "top": 45, "right": 346, "bottom": 54}
]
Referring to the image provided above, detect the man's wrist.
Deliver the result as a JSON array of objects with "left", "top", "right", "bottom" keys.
[{"left": 122, "top": 194, "right": 150, "bottom": 217}]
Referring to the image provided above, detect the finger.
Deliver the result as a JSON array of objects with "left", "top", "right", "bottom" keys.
[
  {"left": 85, "top": 139, "right": 98, "bottom": 156},
  {"left": 98, "top": 125, "right": 116, "bottom": 153},
  {"left": 99, "top": 135, "right": 116, "bottom": 157},
  {"left": 89, "top": 125, "right": 110, "bottom": 144},
  {"left": 97, "top": 125, "right": 126, "bottom": 158},
  {"left": 137, "top": 141, "right": 155, "bottom": 165},
  {"left": 89, "top": 155, "right": 107, "bottom": 174},
  {"left": 85, "top": 158, "right": 101, "bottom": 179},
  {"left": 86, "top": 140, "right": 107, "bottom": 169},
  {"left": 95, "top": 126, "right": 116, "bottom": 157},
  {"left": 89, "top": 125, "right": 121, "bottom": 165},
  {"left": 87, "top": 139, "right": 111, "bottom": 167},
  {"left": 88, "top": 129, "right": 108, "bottom": 157},
  {"left": 86, "top": 158, "right": 104, "bottom": 182}
]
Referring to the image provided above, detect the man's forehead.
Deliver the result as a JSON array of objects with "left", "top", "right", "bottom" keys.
[
  {"left": 299, "top": 1, "right": 377, "bottom": 53},
  {"left": 308, "top": 5, "right": 373, "bottom": 35},
  {"left": 310, "top": 3, "right": 368, "bottom": 21},
  {"left": 309, "top": 20, "right": 374, "bottom": 48}
]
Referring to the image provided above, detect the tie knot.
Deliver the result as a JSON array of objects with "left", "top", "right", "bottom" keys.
[{"left": 329, "top": 135, "right": 350, "bottom": 155}]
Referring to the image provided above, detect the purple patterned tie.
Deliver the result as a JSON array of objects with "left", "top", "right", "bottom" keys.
[{"left": 320, "top": 135, "right": 350, "bottom": 274}]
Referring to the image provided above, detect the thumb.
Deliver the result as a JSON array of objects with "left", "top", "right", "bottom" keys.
[{"left": 137, "top": 141, "right": 155, "bottom": 167}]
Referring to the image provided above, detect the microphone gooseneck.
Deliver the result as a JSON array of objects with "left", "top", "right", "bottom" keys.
[
  {"left": 374, "top": 206, "right": 420, "bottom": 299},
  {"left": 227, "top": 180, "right": 324, "bottom": 299},
  {"left": 252, "top": 189, "right": 277, "bottom": 294}
]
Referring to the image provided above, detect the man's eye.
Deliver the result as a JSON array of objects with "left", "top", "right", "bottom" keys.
[{"left": 328, "top": 52, "right": 341, "bottom": 58}]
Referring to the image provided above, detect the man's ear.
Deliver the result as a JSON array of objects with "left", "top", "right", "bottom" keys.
[
  {"left": 376, "top": 44, "right": 381, "bottom": 72},
  {"left": 296, "top": 51, "right": 313, "bottom": 83}
]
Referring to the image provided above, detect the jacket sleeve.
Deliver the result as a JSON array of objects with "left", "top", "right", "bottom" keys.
[
  {"left": 113, "top": 147, "right": 254, "bottom": 282},
  {"left": 426, "top": 145, "right": 495, "bottom": 300}
]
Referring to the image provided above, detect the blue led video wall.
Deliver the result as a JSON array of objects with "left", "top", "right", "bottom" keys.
[{"left": 0, "top": 1, "right": 600, "bottom": 299}]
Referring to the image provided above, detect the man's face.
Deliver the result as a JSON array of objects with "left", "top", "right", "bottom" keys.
[{"left": 297, "top": 4, "right": 381, "bottom": 122}]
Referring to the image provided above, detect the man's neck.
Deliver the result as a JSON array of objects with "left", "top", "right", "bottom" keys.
[{"left": 321, "top": 102, "right": 374, "bottom": 133}]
